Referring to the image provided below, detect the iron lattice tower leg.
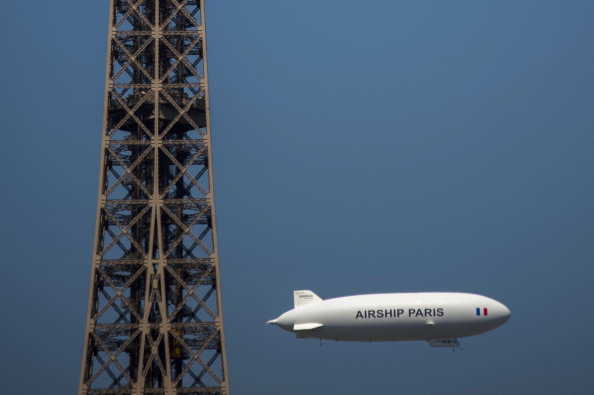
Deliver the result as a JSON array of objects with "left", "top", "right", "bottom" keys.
[{"left": 80, "top": 1, "right": 229, "bottom": 394}]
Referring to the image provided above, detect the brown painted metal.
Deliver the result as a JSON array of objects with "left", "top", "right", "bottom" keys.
[{"left": 79, "top": 1, "right": 229, "bottom": 393}]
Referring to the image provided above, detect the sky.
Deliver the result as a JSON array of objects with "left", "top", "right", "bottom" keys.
[{"left": 1, "top": 1, "right": 593, "bottom": 394}]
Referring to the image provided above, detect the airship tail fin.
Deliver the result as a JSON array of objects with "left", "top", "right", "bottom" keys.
[
  {"left": 294, "top": 323, "right": 323, "bottom": 331},
  {"left": 293, "top": 290, "right": 323, "bottom": 308}
]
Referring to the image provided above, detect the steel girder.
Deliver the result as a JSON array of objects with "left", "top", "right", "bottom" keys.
[{"left": 80, "top": 1, "right": 228, "bottom": 394}]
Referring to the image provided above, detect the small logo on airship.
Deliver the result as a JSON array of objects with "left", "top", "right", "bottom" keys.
[{"left": 476, "top": 308, "right": 488, "bottom": 316}]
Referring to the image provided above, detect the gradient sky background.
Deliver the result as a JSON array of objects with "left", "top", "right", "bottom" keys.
[{"left": 1, "top": 1, "right": 594, "bottom": 394}]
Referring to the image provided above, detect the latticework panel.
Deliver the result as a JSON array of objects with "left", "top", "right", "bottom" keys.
[{"left": 80, "top": 1, "right": 228, "bottom": 394}]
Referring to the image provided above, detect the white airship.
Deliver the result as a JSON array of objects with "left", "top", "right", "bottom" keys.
[{"left": 268, "top": 290, "right": 511, "bottom": 346}]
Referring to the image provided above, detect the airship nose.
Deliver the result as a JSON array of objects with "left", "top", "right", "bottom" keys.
[
  {"left": 494, "top": 302, "right": 511, "bottom": 324},
  {"left": 503, "top": 305, "right": 511, "bottom": 320},
  {"left": 503, "top": 305, "right": 511, "bottom": 317}
]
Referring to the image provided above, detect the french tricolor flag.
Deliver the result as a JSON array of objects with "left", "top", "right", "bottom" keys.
[{"left": 476, "top": 307, "right": 488, "bottom": 316}]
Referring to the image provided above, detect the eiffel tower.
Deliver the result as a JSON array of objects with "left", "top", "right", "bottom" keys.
[{"left": 79, "top": 1, "right": 229, "bottom": 393}]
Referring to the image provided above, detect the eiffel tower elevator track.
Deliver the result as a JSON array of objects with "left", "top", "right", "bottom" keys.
[{"left": 80, "top": 1, "right": 229, "bottom": 393}]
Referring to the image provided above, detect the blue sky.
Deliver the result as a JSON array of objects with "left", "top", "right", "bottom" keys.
[{"left": 1, "top": 1, "right": 593, "bottom": 394}]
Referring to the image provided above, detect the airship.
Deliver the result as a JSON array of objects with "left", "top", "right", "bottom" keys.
[{"left": 267, "top": 290, "right": 511, "bottom": 347}]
